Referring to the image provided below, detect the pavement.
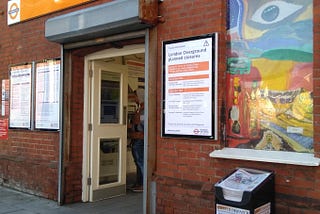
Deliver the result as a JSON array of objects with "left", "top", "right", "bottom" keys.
[{"left": 0, "top": 185, "right": 143, "bottom": 214}]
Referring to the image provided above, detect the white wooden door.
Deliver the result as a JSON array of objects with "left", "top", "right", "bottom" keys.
[{"left": 90, "top": 61, "right": 128, "bottom": 201}]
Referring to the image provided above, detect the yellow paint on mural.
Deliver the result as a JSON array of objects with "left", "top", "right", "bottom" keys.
[
  {"left": 20, "top": 0, "right": 91, "bottom": 20},
  {"left": 295, "top": 5, "right": 313, "bottom": 22},
  {"left": 251, "top": 58, "right": 294, "bottom": 91},
  {"left": 242, "top": 25, "right": 266, "bottom": 40}
]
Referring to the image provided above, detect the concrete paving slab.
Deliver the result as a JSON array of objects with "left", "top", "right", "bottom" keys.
[{"left": 0, "top": 185, "right": 143, "bottom": 214}]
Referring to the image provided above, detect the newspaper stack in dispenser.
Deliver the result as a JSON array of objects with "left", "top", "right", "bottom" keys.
[{"left": 215, "top": 168, "right": 274, "bottom": 214}]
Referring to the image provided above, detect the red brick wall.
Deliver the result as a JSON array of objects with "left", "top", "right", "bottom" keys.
[
  {"left": 0, "top": 0, "right": 115, "bottom": 201},
  {"left": 0, "top": 131, "right": 59, "bottom": 199},
  {"left": 0, "top": 0, "right": 110, "bottom": 201},
  {"left": 155, "top": 1, "right": 320, "bottom": 214},
  {"left": 62, "top": 54, "right": 85, "bottom": 203},
  {"left": 0, "top": 0, "right": 61, "bottom": 199}
]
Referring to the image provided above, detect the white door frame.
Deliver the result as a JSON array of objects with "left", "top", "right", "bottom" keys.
[{"left": 82, "top": 44, "right": 145, "bottom": 202}]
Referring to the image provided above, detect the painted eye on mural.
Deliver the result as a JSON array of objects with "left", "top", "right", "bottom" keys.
[{"left": 251, "top": 1, "right": 303, "bottom": 25}]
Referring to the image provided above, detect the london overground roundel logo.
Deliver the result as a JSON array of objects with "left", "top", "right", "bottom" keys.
[{"left": 8, "top": 0, "right": 20, "bottom": 25}]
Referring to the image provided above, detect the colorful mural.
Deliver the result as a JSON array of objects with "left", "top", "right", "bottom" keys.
[{"left": 226, "top": 0, "right": 313, "bottom": 152}]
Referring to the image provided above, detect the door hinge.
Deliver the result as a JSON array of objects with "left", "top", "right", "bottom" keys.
[
  {"left": 87, "top": 177, "right": 92, "bottom": 185},
  {"left": 89, "top": 69, "right": 93, "bottom": 78},
  {"left": 88, "top": 123, "right": 92, "bottom": 131}
]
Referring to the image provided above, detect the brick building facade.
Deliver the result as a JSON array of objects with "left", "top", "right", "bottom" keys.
[{"left": 0, "top": 0, "right": 319, "bottom": 213}]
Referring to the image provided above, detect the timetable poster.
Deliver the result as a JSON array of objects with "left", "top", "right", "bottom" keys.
[
  {"left": 9, "top": 64, "right": 32, "bottom": 129},
  {"left": 162, "top": 34, "right": 218, "bottom": 139},
  {"left": 35, "top": 60, "right": 60, "bottom": 130}
]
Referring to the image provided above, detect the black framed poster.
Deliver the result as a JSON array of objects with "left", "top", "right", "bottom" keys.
[
  {"left": 9, "top": 64, "right": 32, "bottom": 129},
  {"left": 35, "top": 59, "right": 60, "bottom": 130},
  {"left": 162, "top": 33, "right": 218, "bottom": 139}
]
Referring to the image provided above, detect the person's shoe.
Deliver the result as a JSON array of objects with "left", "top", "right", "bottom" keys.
[
  {"left": 128, "top": 183, "right": 142, "bottom": 190},
  {"left": 131, "top": 185, "right": 143, "bottom": 193}
]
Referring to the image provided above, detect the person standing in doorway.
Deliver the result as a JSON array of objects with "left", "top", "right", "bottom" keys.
[{"left": 129, "top": 88, "right": 145, "bottom": 193}]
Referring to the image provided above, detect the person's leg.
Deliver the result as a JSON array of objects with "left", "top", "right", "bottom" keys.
[
  {"left": 136, "top": 166, "right": 142, "bottom": 186},
  {"left": 131, "top": 140, "right": 142, "bottom": 187},
  {"left": 135, "top": 139, "right": 144, "bottom": 181},
  {"left": 131, "top": 139, "right": 144, "bottom": 192}
]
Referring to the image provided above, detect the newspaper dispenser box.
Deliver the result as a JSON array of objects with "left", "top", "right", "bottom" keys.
[{"left": 214, "top": 168, "right": 274, "bottom": 214}]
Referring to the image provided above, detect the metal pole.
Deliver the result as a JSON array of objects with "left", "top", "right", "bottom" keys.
[{"left": 58, "top": 45, "right": 65, "bottom": 205}]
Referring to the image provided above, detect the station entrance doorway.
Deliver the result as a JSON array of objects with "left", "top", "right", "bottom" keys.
[{"left": 82, "top": 44, "right": 145, "bottom": 202}]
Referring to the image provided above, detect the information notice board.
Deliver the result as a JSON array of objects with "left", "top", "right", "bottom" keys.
[
  {"left": 9, "top": 64, "right": 32, "bottom": 129},
  {"left": 162, "top": 33, "right": 218, "bottom": 139},
  {"left": 35, "top": 60, "right": 60, "bottom": 130},
  {"left": 9, "top": 59, "right": 60, "bottom": 130}
]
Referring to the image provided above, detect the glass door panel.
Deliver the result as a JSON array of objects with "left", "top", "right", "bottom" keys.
[
  {"left": 100, "top": 71, "right": 121, "bottom": 124},
  {"left": 99, "top": 138, "right": 120, "bottom": 185}
]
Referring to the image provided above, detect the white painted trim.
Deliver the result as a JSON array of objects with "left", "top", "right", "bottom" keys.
[
  {"left": 85, "top": 44, "right": 145, "bottom": 61},
  {"left": 82, "top": 59, "right": 91, "bottom": 202},
  {"left": 210, "top": 148, "right": 320, "bottom": 166}
]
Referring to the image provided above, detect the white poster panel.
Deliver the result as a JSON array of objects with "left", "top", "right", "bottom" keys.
[
  {"left": 216, "top": 204, "right": 250, "bottom": 214},
  {"left": 163, "top": 34, "right": 218, "bottom": 138},
  {"left": 9, "top": 64, "right": 32, "bottom": 128},
  {"left": 35, "top": 60, "right": 60, "bottom": 130}
]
